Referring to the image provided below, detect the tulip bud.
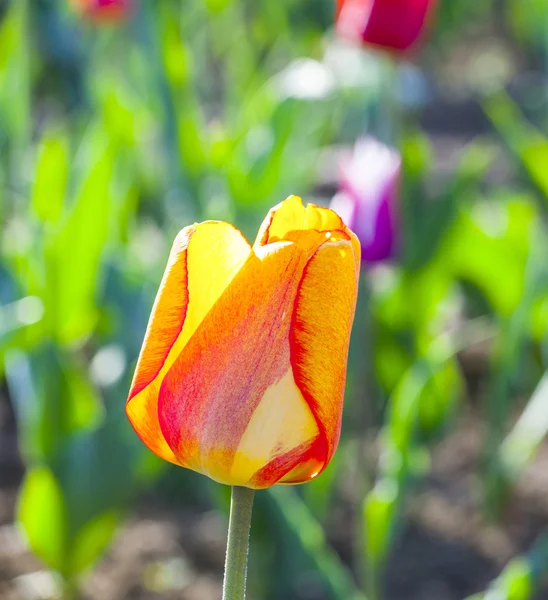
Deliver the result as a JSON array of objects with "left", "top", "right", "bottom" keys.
[
  {"left": 126, "top": 196, "right": 360, "bottom": 489},
  {"left": 335, "top": 0, "right": 437, "bottom": 54},
  {"left": 69, "top": 0, "right": 133, "bottom": 23},
  {"left": 330, "top": 138, "right": 400, "bottom": 264}
]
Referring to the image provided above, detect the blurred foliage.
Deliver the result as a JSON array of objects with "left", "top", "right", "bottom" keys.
[{"left": 1, "top": 0, "right": 548, "bottom": 599}]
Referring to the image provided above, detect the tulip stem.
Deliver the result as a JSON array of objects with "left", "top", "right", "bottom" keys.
[{"left": 222, "top": 486, "right": 255, "bottom": 600}]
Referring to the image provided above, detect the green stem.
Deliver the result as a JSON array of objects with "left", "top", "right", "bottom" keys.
[{"left": 222, "top": 486, "right": 255, "bottom": 600}]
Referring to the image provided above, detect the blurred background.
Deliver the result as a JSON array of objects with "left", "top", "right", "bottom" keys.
[{"left": 2, "top": 0, "right": 548, "bottom": 599}]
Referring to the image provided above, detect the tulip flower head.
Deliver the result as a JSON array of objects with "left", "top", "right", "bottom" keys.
[
  {"left": 335, "top": 0, "right": 436, "bottom": 54},
  {"left": 330, "top": 138, "right": 400, "bottom": 264},
  {"left": 126, "top": 197, "right": 360, "bottom": 489},
  {"left": 70, "top": 0, "right": 133, "bottom": 23}
]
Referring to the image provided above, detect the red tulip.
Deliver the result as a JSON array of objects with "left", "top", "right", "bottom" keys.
[
  {"left": 335, "top": 0, "right": 437, "bottom": 54},
  {"left": 69, "top": 0, "right": 133, "bottom": 23}
]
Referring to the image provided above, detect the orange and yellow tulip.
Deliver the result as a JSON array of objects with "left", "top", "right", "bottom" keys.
[{"left": 126, "top": 196, "right": 360, "bottom": 489}]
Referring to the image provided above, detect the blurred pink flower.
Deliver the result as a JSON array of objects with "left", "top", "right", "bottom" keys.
[
  {"left": 335, "top": 0, "right": 437, "bottom": 54},
  {"left": 70, "top": 0, "right": 133, "bottom": 23},
  {"left": 330, "top": 138, "right": 400, "bottom": 264}
]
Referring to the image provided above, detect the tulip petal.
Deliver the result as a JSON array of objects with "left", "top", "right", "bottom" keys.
[
  {"left": 233, "top": 369, "right": 322, "bottom": 487},
  {"left": 256, "top": 195, "right": 361, "bottom": 265},
  {"left": 336, "top": 0, "right": 435, "bottom": 53},
  {"left": 251, "top": 436, "right": 326, "bottom": 487},
  {"left": 126, "top": 222, "right": 251, "bottom": 464},
  {"left": 158, "top": 241, "right": 325, "bottom": 488},
  {"left": 256, "top": 195, "right": 342, "bottom": 243},
  {"left": 289, "top": 238, "right": 359, "bottom": 472}
]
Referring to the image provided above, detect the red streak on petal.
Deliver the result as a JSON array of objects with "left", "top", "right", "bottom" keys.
[
  {"left": 127, "top": 229, "right": 192, "bottom": 402},
  {"left": 250, "top": 435, "right": 327, "bottom": 488}
]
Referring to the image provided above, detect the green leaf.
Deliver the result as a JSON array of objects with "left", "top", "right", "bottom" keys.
[
  {"left": 388, "top": 363, "right": 430, "bottom": 454},
  {"left": 0, "top": 0, "right": 30, "bottom": 145},
  {"left": 483, "top": 92, "right": 548, "bottom": 203},
  {"left": 363, "top": 480, "right": 398, "bottom": 566},
  {"left": 47, "top": 127, "right": 116, "bottom": 344},
  {"left": 507, "top": 0, "right": 548, "bottom": 49},
  {"left": 16, "top": 415, "right": 147, "bottom": 579},
  {"left": 418, "top": 359, "right": 463, "bottom": 435},
  {"left": 52, "top": 413, "right": 155, "bottom": 537},
  {"left": 402, "top": 131, "right": 432, "bottom": 182},
  {"left": 7, "top": 346, "right": 102, "bottom": 462},
  {"left": 500, "top": 559, "right": 533, "bottom": 600},
  {"left": 17, "top": 466, "right": 67, "bottom": 572},
  {"left": 501, "top": 372, "right": 548, "bottom": 481},
  {"left": 439, "top": 196, "right": 536, "bottom": 317},
  {"left": 32, "top": 132, "right": 69, "bottom": 224},
  {"left": 467, "top": 558, "right": 532, "bottom": 600},
  {"left": 17, "top": 465, "right": 122, "bottom": 579},
  {"left": 268, "top": 487, "right": 364, "bottom": 600},
  {"left": 66, "top": 510, "right": 119, "bottom": 577}
]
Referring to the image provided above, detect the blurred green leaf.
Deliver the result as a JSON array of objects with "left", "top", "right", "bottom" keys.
[
  {"left": 6, "top": 346, "right": 102, "bottom": 462},
  {"left": 268, "top": 486, "right": 365, "bottom": 600},
  {"left": 483, "top": 92, "right": 548, "bottom": 203},
  {"left": 501, "top": 371, "right": 548, "bottom": 481},
  {"left": 507, "top": 0, "right": 548, "bottom": 50},
  {"left": 101, "top": 86, "right": 138, "bottom": 149},
  {"left": 418, "top": 358, "right": 463, "bottom": 436},
  {"left": 18, "top": 466, "right": 67, "bottom": 572},
  {"left": 402, "top": 131, "right": 432, "bottom": 182},
  {"left": 498, "top": 560, "right": 532, "bottom": 600},
  {"left": 439, "top": 196, "right": 536, "bottom": 317},
  {"left": 374, "top": 334, "right": 412, "bottom": 394},
  {"left": 467, "top": 558, "right": 533, "bottom": 600},
  {"left": 205, "top": 0, "right": 232, "bottom": 15},
  {"left": 0, "top": 0, "right": 30, "bottom": 146},
  {"left": 483, "top": 225, "right": 547, "bottom": 517},
  {"left": 4, "top": 350, "right": 40, "bottom": 461},
  {"left": 17, "top": 463, "right": 123, "bottom": 579},
  {"left": 468, "top": 528, "right": 548, "bottom": 600},
  {"left": 52, "top": 417, "right": 140, "bottom": 535},
  {"left": 66, "top": 510, "right": 119, "bottom": 577},
  {"left": 15, "top": 407, "right": 153, "bottom": 579},
  {"left": 407, "top": 142, "right": 496, "bottom": 271},
  {"left": 387, "top": 362, "right": 431, "bottom": 455},
  {"left": 47, "top": 128, "right": 115, "bottom": 344},
  {"left": 363, "top": 480, "right": 398, "bottom": 570},
  {"left": 178, "top": 104, "right": 209, "bottom": 178},
  {"left": 372, "top": 265, "right": 452, "bottom": 344},
  {"left": 32, "top": 132, "right": 69, "bottom": 225},
  {"left": 434, "top": 0, "right": 495, "bottom": 47}
]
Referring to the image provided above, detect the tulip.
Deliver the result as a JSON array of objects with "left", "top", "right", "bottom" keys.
[
  {"left": 335, "top": 0, "right": 436, "bottom": 53},
  {"left": 69, "top": 0, "right": 133, "bottom": 23},
  {"left": 126, "top": 196, "right": 360, "bottom": 489},
  {"left": 330, "top": 137, "right": 400, "bottom": 264}
]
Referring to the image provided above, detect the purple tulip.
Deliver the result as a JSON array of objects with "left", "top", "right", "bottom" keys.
[{"left": 330, "top": 137, "right": 400, "bottom": 265}]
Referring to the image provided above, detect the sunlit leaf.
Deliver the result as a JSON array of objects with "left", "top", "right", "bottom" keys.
[
  {"left": 47, "top": 128, "right": 115, "bottom": 344},
  {"left": 18, "top": 466, "right": 67, "bottom": 573},
  {"left": 32, "top": 132, "right": 69, "bottom": 225}
]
